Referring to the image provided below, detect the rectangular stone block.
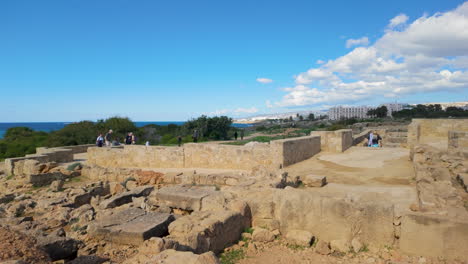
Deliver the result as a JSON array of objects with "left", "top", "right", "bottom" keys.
[
  {"left": 400, "top": 213, "right": 468, "bottom": 260},
  {"left": 151, "top": 185, "right": 216, "bottom": 211},
  {"left": 89, "top": 208, "right": 175, "bottom": 246}
]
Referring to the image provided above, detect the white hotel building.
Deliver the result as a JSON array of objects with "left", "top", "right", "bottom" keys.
[
  {"left": 328, "top": 106, "right": 372, "bottom": 120},
  {"left": 328, "top": 103, "right": 409, "bottom": 120}
]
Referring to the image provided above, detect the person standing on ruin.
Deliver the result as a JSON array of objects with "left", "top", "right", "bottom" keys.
[
  {"left": 193, "top": 129, "right": 199, "bottom": 143},
  {"left": 368, "top": 131, "right": 374, "bottom": 147},
  {"left": 125, "top": 132, "right": 132, "bottom": 145},
  {"left": 234, "top": 131, "right": 238, "bottom": 140},
  {"left": 96, "top": 134, "right": 104, "bottom": 147},
  {"left": 105, "top": 129, "right": 113, "bottom": 147},
  {"left": 240, "top": 129, "right": 244, "bottom": 140},
  {"left": 178, "top": 135, "right": 182, "bottom": 147}
]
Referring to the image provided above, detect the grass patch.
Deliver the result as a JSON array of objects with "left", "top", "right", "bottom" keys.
[
  {"left": 69, "top": 177, "right": 82, "bottom": 183},
  {"left": 360, "top": 244, "right": 369, "bottom": 252},
  {"left": 244, "top": 227, "right": 254, "bottom": 234},
  {"left": 5, "top": 175, "right": 14, "bottom": 180},
  {"left": 220, "top": 249, "right": 245, "bottom": 264},
  {"left": 287, "top": 244, "right": 307, "bottom": 251}
]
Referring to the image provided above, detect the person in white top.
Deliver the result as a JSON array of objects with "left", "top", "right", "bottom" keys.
[{"left": 96, "top": 134, "right": 104, "bottom": 147}]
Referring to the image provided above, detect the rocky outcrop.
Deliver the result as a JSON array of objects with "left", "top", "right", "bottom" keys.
[
  {"left": 166, "top": 210, "right": 248, "bottom": 254},
  {"left": 89, "top": 208, "right": 175, "bottom": 246}
]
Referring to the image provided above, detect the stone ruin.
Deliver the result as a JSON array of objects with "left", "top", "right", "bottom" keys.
[{"left": 0, "top": 119, "right": 467, "bottom": 263}]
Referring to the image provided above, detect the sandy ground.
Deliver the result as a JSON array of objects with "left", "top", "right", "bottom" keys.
[
  {"left": 286, "top": 147, "right": 415, "bottom": 186},
  {"left": 237, "top": 243, "right": 465, "bottom": 264}
]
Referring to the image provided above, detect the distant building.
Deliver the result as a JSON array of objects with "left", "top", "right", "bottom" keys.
[
  {"left": 380, "top": 103, "right": 409, "bottom": 117},
  {"left": 328, "top": 106, "right": 372, "bottom": 120}
]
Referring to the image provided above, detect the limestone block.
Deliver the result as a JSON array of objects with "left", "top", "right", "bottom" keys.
[
  {"left": 315, "top": 240, "right": 331, "bottom": 255},
  {"left": 100, "top": 186, "right": 154, "bottom": 209},
  {"left": 137, "top": 249, "right": 220, "bottom": 264},
  {"left": 89, "top": 208, "right": 175, "bottom": 246},
  {"left": 50, "top": 180, "right": 64, "bottom": 192},
  {"left": 330, "top": 239, "right": 351, "bottom": 253},
  {"left": 285, "top": 229, "right": 314, "bottom": 246},
  {"left": 400, "top": 213, "right": 468, "bottom": 260},
  {"left": 167, "top": 210, "right": 246, "bottom": 254},
  {"left": 252, "top": 228, "right": 275, "bottom": 243},
  {"left": 151, "top": 185, "right": 217, "bottom": 211},
  {"left": 301, "top": 174, "right": 327, "bottom": 187}
]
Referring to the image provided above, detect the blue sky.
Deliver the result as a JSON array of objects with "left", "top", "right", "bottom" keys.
[{"left": 1, "top": 0, "right": 467, "bottom": 122}]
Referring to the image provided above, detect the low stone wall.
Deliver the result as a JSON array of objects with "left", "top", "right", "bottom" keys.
[
  {"left": 5, "top": 150, "right": 74, "bottom": 176},
  {"left": 184, "top": 143, "right": 274, "bottom": 170},
  {"left": 408, "top": 119, "right": 468, "bottom": 151},
  {"left": 271, "top": 136, "right": 321, "bottom": 167},
  {"left": 448, "top": 131, "right": 468, "bottom": 156},
  {"left": 400, "top": 213, "right": 468, "bottom": 259},
  {"left": 4, "top": 144, "right": 93, "bottom": 176},
  {"left": 352, "top": 129, "right": 371, "bottom": 146},
  {"left": 37, "top": 144, "right": 94, "bottom": 155},
  {"left": 311, "top": 129, "right": 353, "bottom": 152},
  {"left": 87, "top": 136, "right": 322, "bottom": 171}
]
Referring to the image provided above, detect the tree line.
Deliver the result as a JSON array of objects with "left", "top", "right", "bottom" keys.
[
  {"left": 392, "top": 104, "right": 468, "bottom": 118},
  {"left": 0, "top": 115, "right": 234, "bottom": 160}
]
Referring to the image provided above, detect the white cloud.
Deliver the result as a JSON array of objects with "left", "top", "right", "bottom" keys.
[
  {"left": 256, "top": 78, "right": 273, "bottom": 84},
  {"left": 273, "top": 2, "right": 468, "bottom": 108},
  {"left": 316, "top": 59, "right": 325, "bottom": 64},
  {"left": 266, "top": 100, "right": 273, "bottom": 108},
  {"left": 388, "top": 14, "right": 409, "bottom": 28},
  {"left": 345, "top": 37, "right": 370, "bottom": 48}
]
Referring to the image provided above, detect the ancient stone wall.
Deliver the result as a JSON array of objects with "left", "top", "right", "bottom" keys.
[
  {"left": 311, "top": 129, "right": 353, "bottom": 152},
  {"left": 36, "top": 144, "right": 94, "bottom": 155},
  {"left": 4, "top": 150, "right": 73, "bottom": 176},
  {"left": 87, "top": 136, "right": 322, "bottom": 171},
  {"left": 87, "top": 146, "right": 184, "bottom": 169},
  {"left": 408, "top": 119, "right": 468, "bottom": 151},
  {"left": 271, "top": 136, "right": 321, "bottom": 167},
  {"left": 184, "top": 143, "right": 274, "bottom": 170},
  {"left": 448, "top": 131, "right": 468, "bottom": 156},
  {"left": 4, "top": 144, "right": 93, "bottom": 176},
  {"left": 352, "top": 129, "right": 371, "bottom": 146}
]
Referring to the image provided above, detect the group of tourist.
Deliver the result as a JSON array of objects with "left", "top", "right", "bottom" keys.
[
  {"left": 367, "top": 131, "right": 382, "bottom": 147},
  {"left": 96, "top": 128, "right": 246, "bottom": 147},
  {"left": 95, "top": 129, "right": 136, "bottom": 147}
]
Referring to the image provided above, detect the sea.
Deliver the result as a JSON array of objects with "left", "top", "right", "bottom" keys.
[{"left": 0, "top": 122, "right": 251, "bottom": 139}]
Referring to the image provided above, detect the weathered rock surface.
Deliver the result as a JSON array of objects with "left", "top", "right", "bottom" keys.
[
  {"left": 151, "top": 185, "right": 217, "bottom": 211},
  {"left": 50, "top": 179, "right": 64, "bottom": 192},
  {"left": 330, "top": 239, "right": 351, "bottom": 253},
  {"left": 252, "top": 228, "right": 275, "bottom": 243},
  {"left": 89, "top": 208, "right": 175, "bottom": 245},
  {"left": 125, "top": 249, "right": 219, "bottom": 264},
  {"left": 166, "top": 210, "right": 247, "bottom": 254},
  {"left": 100, "top": 186, "right": 154, "bottom": 209},
  {"left": 300, "top": 174, "right": 327, "bottom": 187},
  {"left": 285, "top": 229, "right": 314, "bottom": 246},
  {"left": 37, "top": 235, "right": 82, "bottom": 261},
  {"left": 315, "top": 240, "right": 331, "bottom": 255}
]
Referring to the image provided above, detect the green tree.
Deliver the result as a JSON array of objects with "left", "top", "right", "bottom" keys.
[{"left": 308, "top": 113, "right": 315, "bottom": 120}]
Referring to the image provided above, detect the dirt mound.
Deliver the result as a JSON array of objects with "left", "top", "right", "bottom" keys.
[{"left": 0, "top": 226, "right": 51, "bottom": 264}]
